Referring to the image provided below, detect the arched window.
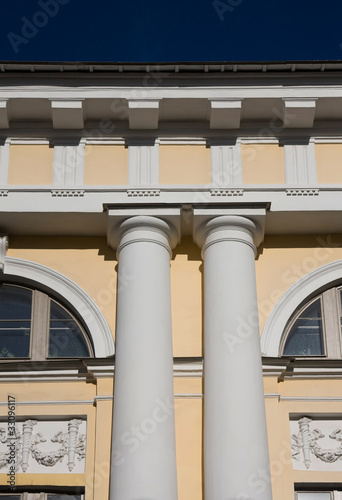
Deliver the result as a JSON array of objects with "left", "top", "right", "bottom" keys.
[
  {"left": 261, "top": 261, "right": 342, "bottom": 358},
  {"left": 281, "top": 286, "right": 342, "bottom": 358},
  {"left": 1, "top": 257, "right": 114, "bottom": 358},
  {"left": 0, "top": 283, "right": 93, "bottom": 360}
]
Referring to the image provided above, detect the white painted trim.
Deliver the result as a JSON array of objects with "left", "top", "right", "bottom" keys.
[
  {"left": 10, "top": 138, "right": 50, "bottom": 145},
  {"left": 85, "top": 138, "right": 125, "bottom": 145},
  {"left": 53, "top": 141, "right": 85, "bottom": 186},
  {"left": 128, "top": 143, "right": 159, "bottom": 185},
  {"left": 210, "top": 143, "right": 242, "bottom": 185},
  {"left": 0, "top": 399, "right": 95, "bottom": 406},
  {"left": 0, "top": 139, "right": 9, "bottom": 184},
  {"left": 315, "top": 137, "right": 342, "bottom": 143},
  {"left": 210, "top": 99, "right": 242, "bottom": 129},
  {"left": 280, "top": 397, "right": 342, "bottom": 402},
  {"left": 158, "top": 138, "right": 207, "bottom": 145},
  {"left": 239, "top": 138, "right": 280, "bottom": 144},
  {"left": 261, "top": 260, "right": 342, "bottom": 356},
  {"left": 0, "top": 99, "right": 9, "bottom": 128},
  {"left": 2, "top": 257, "right": 115, "bottom": 357},
  {"left": 284, "top": 141, "right": 317, "bottom": 185}
]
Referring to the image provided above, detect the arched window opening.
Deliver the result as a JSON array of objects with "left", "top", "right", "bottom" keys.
[
  {"left": 281, "top": 286, "right": 342, "bottom": 358},
  {"left": 283, "top": 297, "right": 324, "bottom": 356},
  {"left": 0, "top": 283, "right": 93, "bottom": 360}
]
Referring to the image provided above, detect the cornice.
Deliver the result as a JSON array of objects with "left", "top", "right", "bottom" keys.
[
  {"left": 0, "top": 357, "right": 340, "bottom": 382},
  {"left": 1, "top": 60, "right": 342, "bottom": 76}
]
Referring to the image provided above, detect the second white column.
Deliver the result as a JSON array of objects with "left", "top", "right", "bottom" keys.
[
  {"left": 195, "top": 215, "right": 273, "bottom": 500},
  {"left": 109, "top": 215, "right": 178, "bottom": 500}
]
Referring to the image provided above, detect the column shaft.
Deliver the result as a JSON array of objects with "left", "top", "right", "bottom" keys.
[
  {"left": 110, "top": 216, "right": 178, "bottom": 500},
  {"left": 197, "top": 216, "right": 272, "bottom": 500}
]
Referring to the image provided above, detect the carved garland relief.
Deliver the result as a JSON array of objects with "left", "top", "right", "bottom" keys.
[
  {"left": 291, "top": 417, "right": 342, "bottom": 471},
  {"left": 0, "top": 418, "right": 86, "bottom": 473}
]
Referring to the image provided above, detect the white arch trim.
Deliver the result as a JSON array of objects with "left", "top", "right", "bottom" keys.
[
  {"left": 3, "top": 257, "right": 114, "bottom": 357},
  {"left": 261, "top": 260, "right": 342, "bottom": 357}
]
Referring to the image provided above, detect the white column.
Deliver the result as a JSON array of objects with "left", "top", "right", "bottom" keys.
[
  {"left": 109, "top": 215, "right": 178, "bottom": 500},
  {"left": 195, "top": 215, "right": 272, "bottom": 500}
]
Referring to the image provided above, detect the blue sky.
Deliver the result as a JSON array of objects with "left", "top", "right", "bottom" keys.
[{"left": 1, "top": 0, "right": 342, "bottom": 62}]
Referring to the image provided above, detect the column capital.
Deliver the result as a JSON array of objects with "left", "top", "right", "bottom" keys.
[
  {"left": 107, "top": 209, "right": 181, "bottom": 253},
  {"left": 193, "top": 209, "right": 266, "bottom": 252}
]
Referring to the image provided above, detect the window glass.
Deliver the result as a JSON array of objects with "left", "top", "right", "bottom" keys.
[
  {"left": 48, "top": 300, "right": 90, "bottom": 358},
  {"left": 283, "top": 298, "right": 324, "bottom": 356},
  {"left": 0, "top": 284, "right": 32, "bottom": 358},
  {"left": 0, "top": 496, "right": 21, "bottom": 499}
]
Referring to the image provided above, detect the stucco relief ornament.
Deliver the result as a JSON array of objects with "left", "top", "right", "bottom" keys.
[
  {"left": 292, "top": 417, "right": 342, "bottom": 469},
  {"left": 31, "top": 418, "right": 85, "bottom": 471},
  {"left": 0, "top": 419, "right": 86, "bottom": 472}
]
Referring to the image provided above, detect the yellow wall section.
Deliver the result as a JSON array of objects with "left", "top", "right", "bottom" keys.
[
  {"left": 256, "top": 234, "right": 342, "bottom": 333},
  {"left": 171, "top": 238, "right": 203, "bottom": 357},
  {"left": 316, "top": 144, "right": 342, "bottom": 183},
  {"left": 175, "top": 398, "right": 203, "bottom": 500},
  {"left": 8, "top": 145, "right": 54, "bottom": 185},
  {"left": 84, "top": 145, "right": 128, "bottom": 185},
  {"left": 242, "top": 144, "right": 285, "bottom": 184},
  {"left": 159, "top": 145, "right": 211, "bottom": 184},
  {"left": 7, "top": 237, "right": 117, "bottom": 338}
]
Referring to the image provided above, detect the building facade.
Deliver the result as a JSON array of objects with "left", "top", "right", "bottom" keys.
[{"left": 1, "top": 61, "right": 342, "bottom": 499}]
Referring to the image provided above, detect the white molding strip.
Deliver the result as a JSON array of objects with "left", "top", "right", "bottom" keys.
[
  {"left": 239, "top": 137, "right": 280, "bottom": 144},
  {"left": 85, "top": 138, "right": 125, "bottom": 145},
  {"left": 158, "top": 138, "right": 207, "bottom": 145},
  {"left": 0, "top": 139, "right": 9, "bottom": 184},
  {"left": 0, "top": 394, "right": 286, "bottom": 405},
  {"left": 10, "top": 138, "right": 50, "bottom": 145},
  {"left": 314, "top": 137, "right": 342, "bottom": 143},
  {"left": 0, "top": 399, "right": 95, "bottom": 406},
  {"left": 280, "top": 397, "right": 342, "bottom": 402}
]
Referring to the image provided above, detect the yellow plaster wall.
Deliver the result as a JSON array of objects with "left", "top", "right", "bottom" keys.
[
  {"left": 256, "top": 234, "right": 342, "bottom": 332},
  {"left": 316, "top": 144, "right": 342, "bottom": 183},
  {"left": 0, "top": 378, "right": 115, "bottom": 499},
  {"left": 6, "top": 236, "right": 117, "bottom": 337},
  {"left": 8, "top": 145, "right": 54, "bottom": 185},
  {"left": 242, "top": 144, "right": 285, "bottom": 184},
  {"left": 159, "top": 145, "right": 211, "bottom": 185},
  {"left": 175, "top": 397, "right": 203, "bottom": 500},
  {"left": 171, "top": 237, "right": 203, "bottom": 357},
  {"left": 84, "top": 145, "right": 128, "bottom": 185},
  {"left": 174, "top": 378, "right": 202, "bottom": 396}
]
